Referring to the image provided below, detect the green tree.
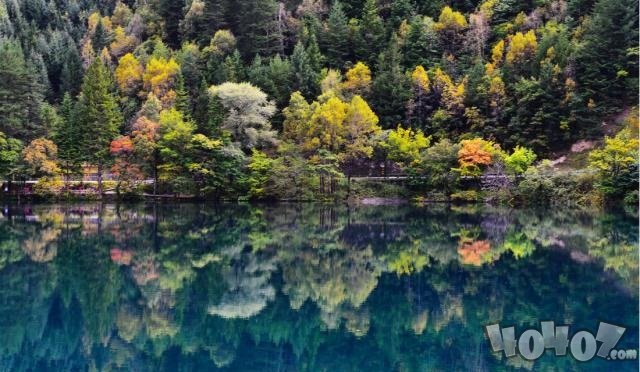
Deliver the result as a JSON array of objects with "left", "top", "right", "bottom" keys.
[
  {"left": 291, "top": 42, "right": 319, "bottom": 99},
  {"left": 158, "top": 0, "right": 184, "bottom": 48},
  {"left": 54, "top": 93, "right": 83, "bottom": 179},
  {"left": 236, "top": 0, "right": 283, "bottom": 57},
  {"left": 0, "top": 39, "right": 45, "bottom": 141},
  {"left": 325, "top": 1, "right": 351, "bottom": 68},
  {"left": 356, "top": 0, "right": 384, "bottom": 64},
  {"left": 415, "top": 138, "right": 460, "bottom": 195},
  {"left": 504, "top": 146, "right": 536, "bottom": 175},
  {"left": 0, "top": 132, "right": 23, "bottom": 184},
  {"left": 404, "top": 16, "right": 440, "bottom": 69},
  {"left": 371, "top": 35, "right": 411, "bottom": 128},
  {"left": 575, "top": 0, "right": 638, "bottom": 113},
  {"left": 589, "top": 124, "right": 639, "bottom": 200},
  {"left": 247, "top": 149, "right": 274, "bottom": 200},
  {"left": 76, "top": 59, "right": 123, "bottom": 194}
]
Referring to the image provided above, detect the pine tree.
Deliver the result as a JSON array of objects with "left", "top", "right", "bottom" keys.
[
  {"left": 175, "top": 73, "right": 192, "bottom": 119},
  {"left": 60, "top": 46, "right": 83, "bottom": 97},
  {"left": 194, "top": 79, "right": 211, "bottom": 133},
  {"left": 372, "top": 35, "right": 411, "bottom": 128},
  {"left": 390, "top": 0, "right": 414, "bottom": 30},
  {"left": 159, "top": 0, "right": 185, "bottom": 48},
  {"left": 77, "top": 59, "right": 123, "bottom": 193},
  {"left": 291, "top": 41, "right": 318, "bottom": 99},
  {"left": 357, "top": 0, "right": 384, "bottom": 64},
  {"left": 325, "top": 1, "right": 351, "bottom": 68},
  {"left": 236, "top": 0, "right": 283, "bottom": 57},
  {"left": 91, "top": 20, "right": 111, "bottom": 52},
  {"left": 221, "top": 49, "right": 246, "bottom": 82},
  {"left": 404, "top": 16, "right": 441, "bottom": 69},
  {"left": 203, "top": 0, "right": 229, "bottom": 38},
  {"left": 0, "top": 39, "right": 45, "bottom": 141},
  {"left": 194, "top": 79, "right": 226, "bottom": 136},
  {"left": 306, "top": 33, "right": 324, "bottom": 73},
  {"left": 54, "top": 92, "right": 82, "bottom": 179},
  {"left": 575, "top": 0, "right": 638, "bottom": 113}
]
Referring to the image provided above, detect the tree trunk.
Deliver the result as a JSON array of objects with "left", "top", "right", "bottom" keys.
[
  {"left": 97, "top": 162, "right": 103, "bottom": 196},
  {"left": 153, "top": 151, "right": 159, "bottom": 197}
]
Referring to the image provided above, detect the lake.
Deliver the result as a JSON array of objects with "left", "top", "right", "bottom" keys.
[{"left": 0, "top": 203, "right": 637, "bottom": 371}]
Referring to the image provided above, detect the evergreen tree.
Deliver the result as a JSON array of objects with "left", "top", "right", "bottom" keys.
[
  {"left": 77, "top": 59, "right": 123, "bottom": 193},
  {"left": 306, "top": 33, "right": 324, "bottom": 73},
  {"left": 357, "top": 0, "right": 384, "bottom": 64},
  {"left": 390, "top": 0, "right": 415, "bottom": 30},
  {"left": 221, "top": 49, "right": 246, "bottom": 82},
  {"left": 60, "top": 45, "right": 84, "bottom": 97},
  {"left": 236, "top": 0, "right": 283, "bottom": 57},
  {"left": 404, "top": 16, "right": 441, "bottom": 69},
  {"left": 291, "top": 41, "right": 318, "bottom": 99},
  {"left": 575, "top": 0, "right": 638, "bottom": 113},
  {"left": 54, "top": 92, "right": 82, "bottom": 178},
  {"left": 159, "top": 0, "right": 185, "bottom": 48},
  {"left": 91, "top": 20, "right": 111, "bottom": 52},
  {"left": 203, "top": 0, "right": 229, "bottom": 38},
  {"left": 324, "top": 1, "right": 351, "bottom": 68},
  {"left": 372, "top": 35, "right": 411, "bottom": 128},
  {"left": 175, "top": 73, "right": 192, "bottom": 119},
  {"left": 0, "top": 39, "right": 45, "bottom": 141},
  {"left": 194, "top": 79, "right": 225, "bottom": 136}
]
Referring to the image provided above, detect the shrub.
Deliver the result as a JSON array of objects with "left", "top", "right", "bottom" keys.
[
  {"left": 32, "top": 177, "right": 64, "bottom": 198},
  {"left": 450, "top": 190, "right": 479, "bottom": 202}
]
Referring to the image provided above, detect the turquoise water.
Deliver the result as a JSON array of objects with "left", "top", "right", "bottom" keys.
[{"left": 0, "top": 203, "right": 637, "bottom": 371}]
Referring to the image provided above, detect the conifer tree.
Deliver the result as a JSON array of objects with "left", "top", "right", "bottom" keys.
[
  {"left": 291, "top": 41, "right": 318, "bottom": 99},
  {"left": 77, "top": 59, "right": 123, "bottom": 193},
  {"left": 0, "top": 39, "right": 45, "bottom": 141},
  {"left": 372, "top": 35, "right": 411, "bottom": 127},
  {"left": 236, "top": 0, "right": 282, "bottom": 57},
  {"left": 357, "top": 0, "right": 384, "bottom": 64},
  {"left": 54, "top": 92, "right": 83, "bottom": 179},
  {"left": 325, "top": 1, "right": 351, "bottom": 68}
]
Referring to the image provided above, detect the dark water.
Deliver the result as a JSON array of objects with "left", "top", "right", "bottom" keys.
[{"left": 0, "top": 203, "right": 637, "bottom": 371}]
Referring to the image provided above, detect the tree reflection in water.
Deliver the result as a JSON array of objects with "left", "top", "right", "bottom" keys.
[{"left": 0, "top": 203, "right": 637, "bottom": 371}]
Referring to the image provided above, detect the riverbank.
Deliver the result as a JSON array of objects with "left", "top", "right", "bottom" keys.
[{"left": 2, "top": 171, "right": 633, "bottom": 209}]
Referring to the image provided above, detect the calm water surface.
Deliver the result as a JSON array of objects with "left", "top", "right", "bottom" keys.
[{"left": 0, "top": 203, "right": 637, "bottom": 371}]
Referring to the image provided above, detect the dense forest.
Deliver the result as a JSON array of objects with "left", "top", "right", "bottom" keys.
[{"left": 0, "top": 0, "right": 638, "bottom": 204}]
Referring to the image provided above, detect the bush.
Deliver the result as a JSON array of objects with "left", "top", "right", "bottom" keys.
[
  {"left": 515, "top": 161, "right": 601, "bottom": 206},
  {"left": 32, "top": 177, "right": 64, "bottom": 198},
  {"left": 450, "top": 190, "right": 479, "bottom": 202}
]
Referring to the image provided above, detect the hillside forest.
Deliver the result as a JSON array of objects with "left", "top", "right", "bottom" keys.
[{"left": 0, "top": 0, "right": 638, "bottom": 204}]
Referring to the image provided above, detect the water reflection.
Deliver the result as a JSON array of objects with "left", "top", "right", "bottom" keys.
[{"left": 0, "top": 203, "right": 637, "bottom": 371}]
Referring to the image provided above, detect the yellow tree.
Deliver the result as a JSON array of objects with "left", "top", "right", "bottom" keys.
[
  {"left": 282, "top": 91, "right": 315, "bottom": 144},
  {"left": 22, "top": 138, "right": 60, "bottom": 178},
  {"left": 505, "top": 30, "right": 537, "bottom": 65},
  {"left": 110, "top": 27, "right": 138, "bottom": 58},
  {"left": 306, "top": 96, "right": 348, "bottom": 153},
  {"left": 302, "top": 94, "right": 381, "bottom": 164},
  {"left": 342, "top": 62, "right": 372, "bottom": 98},
  {"left": 589, "top": 113, "right": 639, "bottom": 198},
  {"left": 115, "top": 53, "right": 143, "bottom": 95},
  {"left": 433, "top": 6, "right": 468, "bottom": 53},
  {"left": 142, "top": 56, "right": 180, "bottom": 106},
  {"left": 385, "top": 125, "right": 430, "bottom": 166},
  {"left": 411, "top": 65, "right": 430, "bottom": 91},
  {"left": 343, "top": 95, "right": 381, "bottom": 160}
]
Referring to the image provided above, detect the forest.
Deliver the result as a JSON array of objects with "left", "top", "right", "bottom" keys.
[{"left": 0, "top": 0, "right": 638, "bottom": 204}]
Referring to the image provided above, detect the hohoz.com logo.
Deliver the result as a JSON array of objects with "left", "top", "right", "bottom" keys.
[{"left": 485, "top": 321, "right": 638, "bottom": 362}]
